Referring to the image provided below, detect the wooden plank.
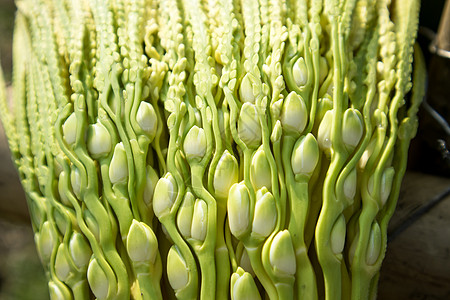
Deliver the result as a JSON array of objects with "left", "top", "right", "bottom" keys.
[
  {"left": 436, "top": 0, "right": 450, "bottom": 52},
  {"left": 388, "top": 171, "right": 450, "bottom": 233},
  {"left": 378, "top": 189, "right": 450, "bottom": 299}
]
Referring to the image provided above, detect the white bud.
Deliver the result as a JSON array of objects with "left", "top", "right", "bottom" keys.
[
  {"left": 293, "top": 57, "right": 308, "bottom": 87},
  {"left": 227, "top": 182, "right": 251, "bottom": 239},
  {"left": 55, "top": 245, "right": 71, "bottom": 282},
  {"left": 136, "top": 101, "right": 158, "bottom": 139},
  {"left": 177, "top": 192, "right": 195, "bottom": 238},
  {"left": 252, "top": 188, "right": 277, "bottom": 238},
  {"left": 291, "top": 133, "right": 319, "bottom": 176},
  {"left": 191, "top": 199, "right": 208, "bottom": 241},
  {"left": 70, "top": 167, "right": 82, "bottom": 198},
  {"left": 231, "top": 268, "right": 261, "bottom": 300},
  {"left": 87, "top": 258, "right": 109, "bottom": 299},
  {"left": 342, "top": 108, "right": 364, "bottom": 152},
  {"left": 250, "top": 147, "right": 272, "bottom": 191},
  {"left": 126, "top": 220, "right": 159, "bottom": 264},
  {"left": 330, "top": 214, "right": 346, "bottom": 254},
  {"left": 183, "top": 125, "right": 207, "bottom": 163},
  {"left": 109, "top": 143, "right": 128, "bottom": 184},
  {"left": 240, "top": 73, "right": 256, "bottom": 103},
  {"left": 280, "top": 91, "right": 308, "bottom": 134},
  {"left": 343, "top": 168, "right": 357, "bottom": 201},
  {"left": 214, "top": 151, "right": 239, "bottom": 198},
  {"left": 365, "top": 221, "right": 382, "bottom": 265},
  {"left": 269, "top": 230, "right": 296, "bottom": 276},
  {"left": 87, "top": 122, "right": 112, "bottom": 157},
  {"left": 63, "top": 113, "right": 77, "bottom": 145},
  {"left": 238, "top": 103, "right": 261, "bottom": 149},
  {"left": 69, "top": 232, "right": 92, "bottom": 269},
  {"left": 153, "top": 173, "right": 177, "bottom": 218},
  {"left": 167, "top": 246, "right": 189, "bottom": 291},
  {"left": 318, "top": 110, "right": 333, "bottom": 154}
]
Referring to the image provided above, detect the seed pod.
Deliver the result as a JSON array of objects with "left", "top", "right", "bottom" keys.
[
  {"left": 136, "top": 101, "right": 158, "bottom": 140},
  {"left": 358, "top": 137, "right": 377, "bottom": 170},
  {"left": 167, "top": 246, "right": 189, "bottom": 291},
  {"left": 291, "top": 133, "right": 319, "bottom": 177},
  {"left": 280, "top": 91, "right": 307, "bottom": 134},
  {"left": 319, "top": 56, "right": 328, "bottom": 85},
  {"left": 380, "top": 167, "right": 395, "bottom": 206},
  {"left": 153, "top": 173, "right": 178, "bottom": 218},
  {"left": 63, "top": 112, "right": 77, "bottom": 145},
  {"left": 48, "top": 281, "right": 71, "bottom": 300},
  {"left": 37, "top": 221, "right": 56, "bottom": 263},
  {"left": 55, "top": 244, "right": 71, "bottom": 282},
  {"left": 330, "top": 214, "right": 346, "bottom": 254},
  {"left": 227, "top": 182, "right": 251, "bottom": 239},
  {"left": 238, "top": 102, "right": 261, "bottom": 149},
  {"left": 365, "top": 221, "right": 382, "bottom": 265},
  {"left": 252, "top": 187, "right": 277, "bottom": 239},
  {"left": 318, "top": 109, "right": 333, "bottom": 155},
  {"left": 69, "top": 232, "right": 92, "bottom": 269},
  {"left": 177, "top": 192, "right": 195, "bottom": 239},
  {"left": 316, "top": 96, "right": 333, "bottom": 125},
  {"left": 191, "top": 199, "right": 208, "bottom": 242},
  {"left": 271, "top": 120, "right": 283, "bottom": 143},
  {"left": 230, "top": 267, "right": 261, "bottom": 300},
  {"left": 143, "top": 165, "right": 159, "bottom": 206},
  {"left": 87, "top": 258, "right": 109, "bottom": 300},
  {"left": 239, "top": 73, "right": 256, "bottom": 103},
  {"left": 250, "top": 147, "right": 271, "bottom": 191},
  {"left": 183, "top": 125, "right": 207, "bottom": 164},
  {"left": 70, "top": 167, "right": 82, "bottom": 198},
  {"left": 109, "top": 142, "right": 128, "bottom": 184},
  {"left": 126, "top": 220, "right": 159, "bottom": 264},
  {"left": 368, "top": 167, "right": 395, "bottom": 206},
  {"left": 292, "top": 57, "right": 308, "bottom": 87},
  {"left": 53, "top": 210, "right": 68, "bottom": 236},
  {"left": 58, "top": 171, "right": 71, "bottom": 206},
  {"left": 343, "top": 168, "right": 358, "bottom": 201},
  {"left": 214, "top": 150, "right": 239, "bottom": 198},
  {"left": 342, "top": 108, "right": 364, "bottom": 152},
  {"left": 269, "top": 230, "right": 296, "bottom": 276},
  {"left": 87, "top": 122, "right": 112, "bottom": 158},
  {"left": 84, "top": 210, "right": 100, "bottom": 242}
]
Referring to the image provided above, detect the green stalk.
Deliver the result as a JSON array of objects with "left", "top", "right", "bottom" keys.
[
  {"left": 225, "top": 217, "right": 239, "bottom": 272},
  {"left": 283, "top": 135, "right": 317, "bottom": 300},
  {"left": 190, "top": 164, "right": 217, "bottom": 300},
  {"left": 315, "top": 5, "right": 348, "bottom": 300},
  {"left": 70, "top": 280, "right": 90, "bottom": 300},
  {"left": 160, "top": 216, "right": 199, "bottom": 300},
  {"left": 215, "top": 197, "right": 231, "bottom": 300},
  {"left": 245, "top": 245, "right": 278, "bottom": 300}
]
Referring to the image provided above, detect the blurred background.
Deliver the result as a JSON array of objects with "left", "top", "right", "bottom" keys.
[
  {"left": 0, "top": 0, "right": 449, "bottom": 299},
  {"left": 1, "top": 1, "right": 50, "bottom": 299}
]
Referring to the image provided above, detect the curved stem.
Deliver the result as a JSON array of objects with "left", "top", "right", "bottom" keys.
[
  {"left": 191, "top": 164, "right": 217, "bottom": 300},
  {"left": 215, "top": 198, "right": 231, "bottom": 300},
  {"left": 245, "top": 245, "right": 278, "bottom": 300}
]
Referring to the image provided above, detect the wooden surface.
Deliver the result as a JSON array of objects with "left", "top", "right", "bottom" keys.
[
  {"left": 437, "top": 0, "right": 450, "bottom": 52},
  {"left": 388, "top": 172, "right": 450, "bottom": 233},
  {"left": 379, "top": 171, "right": 450, "bottom": 300}
]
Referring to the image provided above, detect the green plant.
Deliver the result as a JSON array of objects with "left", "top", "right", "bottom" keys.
[{"left": 0, "top": 0, "right": 424, "bottom": 299}]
